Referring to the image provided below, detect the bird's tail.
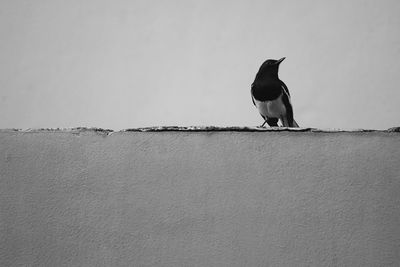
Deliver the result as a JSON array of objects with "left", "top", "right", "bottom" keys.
[{"left": 292, "top": 119, "right": 299, "bottom": 127}]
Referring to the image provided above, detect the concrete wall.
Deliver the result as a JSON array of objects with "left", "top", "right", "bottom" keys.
[{"left": 1, "top": 128, "right": 399, "bottom": 267}]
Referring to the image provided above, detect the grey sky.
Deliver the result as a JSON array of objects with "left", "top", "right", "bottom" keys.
[{"left": 1, "top": 0, "right": 399, "bottom": 130}]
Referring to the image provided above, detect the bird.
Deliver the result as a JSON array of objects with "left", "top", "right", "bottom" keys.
[{"left": 251, "top": 57, "right": 299, "bottom": 127}]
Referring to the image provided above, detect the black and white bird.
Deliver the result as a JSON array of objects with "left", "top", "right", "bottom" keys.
[{"left": 251, "top": 57, "right": 299, "bottom": 127}]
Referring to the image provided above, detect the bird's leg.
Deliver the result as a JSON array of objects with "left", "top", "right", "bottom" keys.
[{"left": 260, "top": 120, "right": 267, "bottom": 127}]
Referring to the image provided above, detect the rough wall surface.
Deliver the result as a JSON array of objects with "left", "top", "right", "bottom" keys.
[{"left": 0, "top": 129, "right": 399, "bottom": 266}]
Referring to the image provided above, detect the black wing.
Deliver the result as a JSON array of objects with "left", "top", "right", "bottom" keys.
[
  {"left": 281, "top": 89, "right": 300, "bottom": 127},
  {"left": 279, "top": 80, "right": 290, "bottom": 97}
]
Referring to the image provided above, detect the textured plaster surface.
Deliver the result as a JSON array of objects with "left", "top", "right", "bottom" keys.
[{"left": 0, "top": 128, "right": 400, "bottom": 266}]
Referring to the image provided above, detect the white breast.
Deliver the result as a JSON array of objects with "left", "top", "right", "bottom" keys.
[{"left": 253, "top": 93, "right": 286, "bottom": 118}]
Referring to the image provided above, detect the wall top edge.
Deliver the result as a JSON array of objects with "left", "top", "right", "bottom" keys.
[{"left": 0, "top": 126, "right": 399, "bottom": 134}]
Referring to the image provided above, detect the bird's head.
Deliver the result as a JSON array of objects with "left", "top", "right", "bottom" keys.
[{"left": 256, "top": 57, "right": 285, "bottom": 78}]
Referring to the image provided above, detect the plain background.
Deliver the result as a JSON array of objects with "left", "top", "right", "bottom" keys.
[{"left": 1, "top": 0, "right": 399, "bottom": 130}]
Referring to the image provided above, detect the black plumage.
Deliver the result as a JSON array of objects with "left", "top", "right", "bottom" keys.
[{"left": 251, "top": 57, "right": 299, "bottom": 127}]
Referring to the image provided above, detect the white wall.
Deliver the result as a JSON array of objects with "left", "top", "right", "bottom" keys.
[{"left": 1, "top": 128, "right": 399, "bottom": 266}]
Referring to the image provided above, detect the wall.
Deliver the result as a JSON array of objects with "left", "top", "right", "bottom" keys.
[{"left": 1, "top": 128, "right": 399, "bottom": 266}]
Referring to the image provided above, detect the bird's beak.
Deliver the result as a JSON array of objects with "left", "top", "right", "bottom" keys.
[{"left": 277, "top": 57, "right": 285, "bottom": 64}]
